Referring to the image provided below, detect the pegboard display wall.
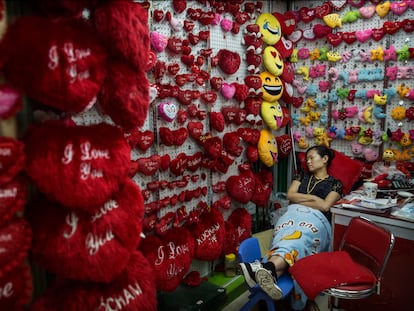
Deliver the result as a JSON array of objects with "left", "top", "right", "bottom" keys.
[{"left": 289, "top": 0, "right": 414, "bottom": 162}]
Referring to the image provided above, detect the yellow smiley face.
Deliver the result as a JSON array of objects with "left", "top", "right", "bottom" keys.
[
  {"left": 258, "top": 129, "right": 278, "bottom": 167},
  {"left": 260, "top": 71, "right": 283, "bottom": 102},
  {"left": 263, "top": 46, "right": 284, "bottom": 77},
  {"left": 256, "top": 13, "right": 281, "bottom": 45},
  {"left": 260, "top": 100, "right": 283, "bottom": 130}
]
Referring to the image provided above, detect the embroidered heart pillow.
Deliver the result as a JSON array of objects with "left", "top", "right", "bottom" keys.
[
  {"left": 28, "top": 178, "right": 144, "bottom": 283},
  {"left": 227, "top": 207, "right": 252, "bottom": 245},
  {"left": 187, "top": 207, "right": 225, "bottom": 261},
  {"left": 24, "top": 121, "right": 131, "bottom": 210},
  {"left": 0, "top": 137, "right": 25, "bottom": 186},
  {"left": 0, "top": 263, "right": 32, "bottom": 310},
  {"left": 251, "top": 170, "right": 273, "bottom": 208},
  {"left": 30, "top": 251, "right": 157, "bottom": 311},
  {"left": 225, "top": 169, "right": 256, "bottom": 204},
  {"left": 0, "top": 218, "right": 32, "bottom": 278},
  {"left": 0, "top": 177, "right": 26, "bottom": 226},
  {"left": 0, "top": 16, "right": 107, "bottom": 113},
  {"left": 140, "top": 226, "right": 195, "bottom": 292}
]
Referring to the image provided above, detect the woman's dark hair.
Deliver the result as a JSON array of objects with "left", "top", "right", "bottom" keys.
[{"left": 306, "top": 145, "right": 335, "bottom": 167}]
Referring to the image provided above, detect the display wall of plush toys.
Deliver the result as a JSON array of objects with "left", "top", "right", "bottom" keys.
[{"left": 0, "top": 0, "right": 413, "bottom": 310}]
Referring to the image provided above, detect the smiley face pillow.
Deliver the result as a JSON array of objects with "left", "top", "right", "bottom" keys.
[
  {"left": 256, "top": 13, "right": 282, "bottom": 45},
  {"left": 258, "top": 129, "right": 278, "bottom": 167},
  {"left": 261, "top": 100, "right": 284, "bottom": 130},
  {"left": 263, "top": 46, "right": 284, "bottom": 77},
  {"left": 260, "top": 71, "right": 284, "bottom": 102}
]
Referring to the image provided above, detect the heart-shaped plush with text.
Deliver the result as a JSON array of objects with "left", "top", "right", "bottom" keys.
[
  {"left": 251, "top": 170, "right": 273, "bottom": 207},
  {"left": 140, "top": 227, "right": 195, "bottom": 292},
  {"left": 0, "top": 177, "right": 26, "bottom": 226},
  {"left": 227, "top": 207, "right": 252, "bottom": 245},
  {"left": 30, "top": 251, "right": 156, "bottom": 311},
  {"left": 0, "top": 16, "right": 107, "bottom": 113},
  {"left": 0, "top": 218, "right": 32, "bottom": 278},
  {"left": 187, "top": 207, "right": 225, "bottom": 261},
  {"left": 28, "top": 179, "right": 143, "bottom": 283},
  {"left": 0, "top": 137, "right": 25, "bottom": 186},
  {"left": 0, "top": 263, "right": 32, "bottom": 310},
  {"left": 125, "top": 129, "right": 154, "bottom": 151},
  {"left": 226, "top": 169, "right": 256, "bottom": 204},
  {"left": 24, "top": 121, "right": 130, "bottom": 210}
]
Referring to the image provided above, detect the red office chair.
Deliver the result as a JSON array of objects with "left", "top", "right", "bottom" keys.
[
  {"left": 290, "top": 216, "right": 395, "bottom": 311},
  {"left": 238, "top": 237, "right": 294, "bottom": 311}
]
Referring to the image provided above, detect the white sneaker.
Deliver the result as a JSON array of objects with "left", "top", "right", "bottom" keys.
[
  {"left": 239, "top": 260, "right": 263, "bottom": 287},
  {"left": 255, "top": 268, "right": 283, "bottom": 300}
]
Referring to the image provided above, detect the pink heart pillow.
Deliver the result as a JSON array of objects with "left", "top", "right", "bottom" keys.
[
  {"left": 0, "top": 16, "right": 107, "bottom": 113},
  {"left": 221, "top": 82, "right": 236, "bottom": 99},
  {"left": 28, "top": 179, "right": 144, "bottom": 283},
  {"left": 31, "top": 251, "right": 157, "bottom": 311},
  {"left": 140, "top": 227, "right": 195, "bottom": 292},
  {"left": 24, "top": 121, "right": 131, "bottom": 210}
]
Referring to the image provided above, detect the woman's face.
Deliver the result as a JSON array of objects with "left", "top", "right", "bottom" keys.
[{"left": 306, "top": 149, "right": 328, "bottom": 172}]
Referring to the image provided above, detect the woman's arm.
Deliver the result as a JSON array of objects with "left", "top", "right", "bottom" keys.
[{"left": 286, "top": 180, "right": 341, "bottom": 212}]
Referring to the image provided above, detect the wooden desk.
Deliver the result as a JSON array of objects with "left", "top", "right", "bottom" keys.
[{"left": 331, "top": 207, "right": 414, "bottom": 311}]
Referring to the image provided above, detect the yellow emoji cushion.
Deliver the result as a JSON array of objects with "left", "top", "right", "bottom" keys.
[
  {"left": 263, "top": 46, "right": 284, "bottom": 77},
  {"left": 260, "top": 100, "right": 284, "bottom": 130},
  {"left": 260, "top": 71, "right": 283, "bottom": 102},
  {"left": 258, "top": 129, "right": 278, "bottom": 167},
  {"left": 256, "top": 13, "right": 281, "bottom": 45}
]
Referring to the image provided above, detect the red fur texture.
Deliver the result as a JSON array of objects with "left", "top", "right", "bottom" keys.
[
  {"left": 187, "top": 207, "right": 225, "bottom": 261},
  {"left": 92, "top": 0, "right": 149, "bottom": 70},
  {"left": 0, "top": 263, "right": 32, "bottom": 310},
  {"left": 0, "top": 137, "right": 25, "bottom": 186},
  {"left": 227, "top": 207, "right": 252, "bottom": 245},
  {"left": 31, "top": 251, "right": 157, "bottom": 311},
  {"left": 98, "top": 60, "right": 149, "bottom": 131},
  {"left": 140, "top": 227, "right": 195, "bottom": 292},
  {"left": 0, "top": 16, "right": 107, "bottom": 113},
  {"left": 0, "top": 176, "right": 27, "bottom": 226},
  {"left": 37, "top": 0, "right": 100, "bottom": 17},
  {"left": 222, "top": 221, "right": 238, "bottom": 256},
  {"left": 28, "top": 178, "right": 144, "bottom": 283},
  {"left": 24, "top": 121, "right": 131, "bottom": 210}
]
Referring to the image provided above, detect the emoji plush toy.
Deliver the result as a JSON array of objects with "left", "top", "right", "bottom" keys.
[
  {"left": 260, "top": 71, "right": 283, "bottom": 102},
  {"left": 258, "top": 129, "right": 278, "bottom": 167},
  {"left": 260, "top": 100, "right": 284, "bottom": 130},
  {"left": 263, "top": 46, "right": 284, "bottom": 77},
  {"left": 255, "top": 13, "right": 282, "bottom": 45}
]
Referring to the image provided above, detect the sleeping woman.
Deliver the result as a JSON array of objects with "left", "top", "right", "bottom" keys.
[{"left": 240, "top": 145, "right": 343, "bottom": 310}]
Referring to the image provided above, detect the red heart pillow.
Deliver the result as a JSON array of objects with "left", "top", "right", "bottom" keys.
[
  {"left": 30, "top": 251, "right": 157, "bottom": 311},
  {"left": 227, "top": 207, "right": 252, "bottom": 245},
  {"left": 0, "top": 218, "right": 32, "bottom": 278},
  {"left": 140, "top": 227, "right": 195, "bottom": 292},
  {"left": 93, "top": 0, "right": 149, "bottom": 70},
  {"left": 98, "top": 60, "right": 149, "bottom": 131},
  {"left": 187, "top": 207, "right": 225, "bottom": 261},
  {"left": 28, "top": 179, "right": 144, "bottom": 283},
  {"left": 222, "top": 221, "right": 238, "bottom": 256},
  {"left": 0, "top": 16, "right": 107, "bottom": 113},
  {"left": 0, "top": 137, "right": 25, "bottom": 186},
  {"left": 24, "top": 121, "right": 131, "bottom": 210},
  {"left": 298, "top": 150, "right": 363, "bottom": 194},
  {"left": 0, "top": 177, "right": 26, "bottom": 226},
  {"left": 0, "top": 263, "right": 32, "bottom": 310},
  {"left": 226, "top": 169, "right": 256, "bottom": 204},
  {"left": 251, "top": 170, "right": 273, "bottom": 207}
]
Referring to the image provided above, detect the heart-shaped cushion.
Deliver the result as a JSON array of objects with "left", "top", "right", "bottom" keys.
[
  {"left": 24, "top": 121, "right": 131, "bottom": 210},
  {"left": 98, "top": 60, "right": 149, "bottom": 131},
  {"left": 0, "top": 218, "right": 32, "bottom": 278},
  {"left": 0, "top": 263, "right": 32, "bottom": 310},
  {"left": 28, "top": 178, "right": 143, "bottom": 283},
  {"left": 221, "top": 82, "right": 236, "bottom": 99},
  {"left": 251, "top": 170, "right": 273, "bottom": 207},
  {"left": 217, "top": 49, "right": 240, "bottom": 75},
  {"left": 158, "top": 101, "right": 178, "bottom": 122},
  {"left": 0, "top": 177, "right": 26, "bottom": 226},
  {"left": 226, "top": 169, "right": 256, "bottom": 204},
  {"left": 140, "top": 227, "right": 195, "bottom": 292},
  {"left": 227, "top": 207, "right": 252, "bottom": 245},
  {"left": 222, "top": 221, "right": 237, "bottom": 256},
  {"left": 187, "top": 207, "right": 225, "bottom": 261},
  {"left": 30, "top": 251, "right": 157, "bottom": 311},
  {"left": 0, "top": 137, "right": 25, "bottom": 186},
  {"left": 0, "top": 16, "right": 107, "bottom": 113},
  {"left": 150, "top": 31, "right": 168, "bottom": 52},
  {"left": 0, "top": 84, "right": 22, "bottom": 119},
  {"left": 93, "top": 0, "right": 149, "bottom": 70}
]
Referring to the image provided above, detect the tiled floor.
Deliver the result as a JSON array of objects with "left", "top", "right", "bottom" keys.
[{"left": 222, "top": 291, "right": 330, "bottom": 311}]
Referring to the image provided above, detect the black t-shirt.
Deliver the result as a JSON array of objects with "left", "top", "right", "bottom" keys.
[{"left": 293, "top": 171, "right": 343, "bottom": 222}]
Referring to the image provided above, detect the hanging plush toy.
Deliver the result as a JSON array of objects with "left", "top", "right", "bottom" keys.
[
  {"left": 260, "top": 71, "right": 284, "bottom": 102},
  {"left": 258, "top": 129, "right": 278, "bottom": 167},
  {"left": 260, "top": 100, "right": 284, "bottom": 130},
  {"left": 255, "top": 13, "right": 282, "bottom": 45}
]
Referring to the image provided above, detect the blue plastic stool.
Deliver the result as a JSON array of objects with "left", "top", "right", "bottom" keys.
[{"left": 238, "top": 237, "right": 294, "bottom": 311}]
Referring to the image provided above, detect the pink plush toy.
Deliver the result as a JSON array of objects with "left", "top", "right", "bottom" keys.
[{"left": 158, "top": 101, "right": 178, "bottom": 122}]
